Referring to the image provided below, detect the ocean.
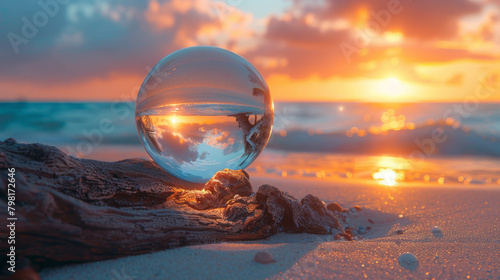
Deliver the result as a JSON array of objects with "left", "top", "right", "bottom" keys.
[{"left": 1, "top": 102, "right": 500, "bottom": 187}]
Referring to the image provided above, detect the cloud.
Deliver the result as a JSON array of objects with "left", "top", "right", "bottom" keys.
[
  {"left": 446, "top": 73, "right": 464, "bottom": 85},
  {"left": 245, "top": 16, "right": 359, "bottom": 79},
  {"left": 155, "top": 119, "right": 245, "bottom": 163},
  {"left": 0, "top": 0, "right": 251, "bottom": 90},
  {"left": 207, "top": 128, "right": 240, "bottom": 155},
  {"left": 246, "top": 0, "right": 497, "bottom": 81},
  {"left": 308, "top": 0, "right": 482, "bottom": 39},
  {"left": 157, "top": 129, "right": 200, "bottom": 163},
  {"left": 467, "top": 11, "right": 500, "bottom": 42}
]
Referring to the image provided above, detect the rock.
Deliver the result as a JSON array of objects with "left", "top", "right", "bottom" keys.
[
  {"left": 396, "top": 229, "right": 404, "bottom": 234},
  {"left": 254, "top": 251, "right": 275, "bottom": 264},
  {"left": 431, "top": 226, "right": 443, "bottom": 238},
  {"left": 368, "top": 218, "right": 375, "bottom": 224},
  {"left": 326, "top": 202, "right": 343, "bottom": 212},
  {"left": 397, "top": 253, "right": 419, "bottom": 271},
  {"left": 357, "top": 226, "right": 366, "bottom": 234},
  {"left": 195, "top": 169, "right": 253, "bottom": 209},
  {"left": 342, "top": 233, "right": 353, "bottom": 241},
  {"left": 350, "top": 206, "right": 362, "bottom": 212},
  {"left": 4, "top": 138, "right": 17, "bottom": 145},
  {"left": 255, "top": 185, "right": 343, "bottom": 235}
]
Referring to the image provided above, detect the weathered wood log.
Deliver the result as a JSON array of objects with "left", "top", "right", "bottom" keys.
[{"left": 0, "top": 139, "right": 344, "bottom": 268}]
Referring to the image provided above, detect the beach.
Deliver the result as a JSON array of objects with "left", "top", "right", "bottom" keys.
[
  {"left": 40, "top": 176, "right": 500, "bottom": 280},
  {"left": 4, "top": 0, "right": 500, "bottom": 278}
]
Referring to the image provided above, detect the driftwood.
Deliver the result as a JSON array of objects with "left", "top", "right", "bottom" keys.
[{"left": 0, "top": 139, "right": 345, "bottom": 269}]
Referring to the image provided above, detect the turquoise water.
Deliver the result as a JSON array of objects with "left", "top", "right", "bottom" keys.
[
  {"left": 2, "top": 101, "right": 499, "bottom": 186},
  {"left": 1, "top": 102, "right": 499, "bottom": 157}
]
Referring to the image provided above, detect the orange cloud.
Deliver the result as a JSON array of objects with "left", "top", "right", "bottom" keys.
[
  {"left": 244, "top": 0, "right": 498, "bottom": 84},
  {"left": 311, "top": 0, "right": 482, "bottom": 39},
  {"left": 0, "top": 0, "right": 256, "bottom": 101},
  {"left": 446, "top": 73, "right": 464, "bottom": 85}
]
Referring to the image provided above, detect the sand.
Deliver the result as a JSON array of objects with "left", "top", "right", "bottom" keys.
[{"left": 41, "top": 176, "right": 500, "bottom": 280}]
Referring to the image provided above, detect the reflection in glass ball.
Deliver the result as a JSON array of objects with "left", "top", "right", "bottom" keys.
[{"left": 135, "top": 46, "right": 274, "bottom": 183}]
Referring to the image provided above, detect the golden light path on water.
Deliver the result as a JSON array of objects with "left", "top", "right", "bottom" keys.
[
  {"left": 247, "top": 153, "right": 500, "bottom": 188},
  {"left": 372, "top": 156, "right": 408, "bottom": 186},
  {"left": 373, "top": 169, "right": 402, "bottom": 186}
]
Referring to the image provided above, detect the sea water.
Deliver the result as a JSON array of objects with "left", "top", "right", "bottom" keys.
[{"left": 3, "top": 102, "right": 500, "bottom": 187}]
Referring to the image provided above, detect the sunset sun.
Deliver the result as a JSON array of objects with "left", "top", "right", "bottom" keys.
[{"left": 378, "top": 77, "right": 404, "bottom": 97}]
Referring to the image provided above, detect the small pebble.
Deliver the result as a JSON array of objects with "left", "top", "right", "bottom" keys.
[
  {"left": 342, "top": 233, "right": 353, "bottom": 241},
  {"left": 431, "top": 226, "right": 443, "bottom": 238},
  {"left": 396, "top": 229, "right": 404, "bottom": 234},
  {"left": 351, "top": 205, "right": 362, "bottom": 212},
  {"left": 326, "top": 202, "right": 343, "bottom": 212},
  {"left": 397, "top": 253, "right": 419, "bottom": 271},
  {"left": 368, "top": 218, "right": 375, "bottom": 224},
  {"left": 358, "top": 226, "right": 366, "bottom": 234},
  {"left": 4, "top": 138, "right": 17, "bottom": 145},
  {"left": 254, "top": 251, "right": 275, "bottom": 264},
  {"left": 431, "top": 226, "right": 442, "bottom": 234},
  {"left": 342, "top": 215, "right": 350, "bottom": 223}
]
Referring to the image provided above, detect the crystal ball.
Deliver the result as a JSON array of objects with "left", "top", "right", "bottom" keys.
[{"left": 135, "top": 46, "right": 274, "bottom": 183}]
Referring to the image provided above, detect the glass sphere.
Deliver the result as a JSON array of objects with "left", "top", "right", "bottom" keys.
[{"left": 135, "top": 46, "right": 274, "bottom": 183}]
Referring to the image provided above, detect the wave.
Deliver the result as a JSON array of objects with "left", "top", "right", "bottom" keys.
[
  {"left": 1, "top": 102, "right": 500, "bottom": 158},
  {"left": 267, "top": 122, "right": 500, "bottom": 157}
]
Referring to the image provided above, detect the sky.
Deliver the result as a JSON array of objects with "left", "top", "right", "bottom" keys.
[{"left": 0, "top": 0, "right": 499, "bottom": 102}]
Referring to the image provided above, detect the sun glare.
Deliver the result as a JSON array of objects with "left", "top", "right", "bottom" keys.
[
  {"left": 384, "top": 32, "right": 403, "bottom": 43},
  {"left": 373, "top": 168, "right": 404, "bottom": 186},
  {"left": 170, "top": 116, "right": 179, "bottom": 125},
  {"left": 378, "top": 77, "right": 403, "bottom": 97}
]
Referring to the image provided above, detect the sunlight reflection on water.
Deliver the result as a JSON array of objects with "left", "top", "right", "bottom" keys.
[
  {"left": 247, "top": 152, "right": 500, "bottom": 188},
  {"left": 373, "top": 168, "right": 404, "bottom": 186}
]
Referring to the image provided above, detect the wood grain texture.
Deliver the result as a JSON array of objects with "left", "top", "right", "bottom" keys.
[{"left": 0, "top": 139, "right": 344, "bottom": 267}]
